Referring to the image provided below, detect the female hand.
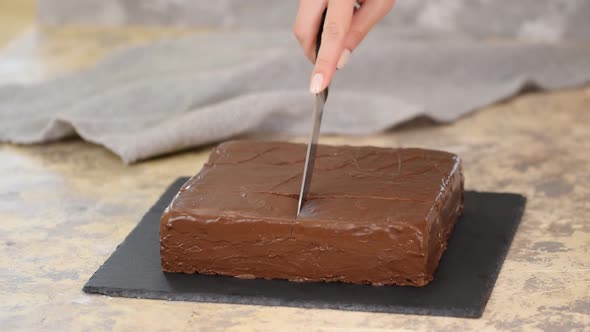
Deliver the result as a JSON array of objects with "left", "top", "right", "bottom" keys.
[{"left": 293, "top": 0, "right": 395, "bottom": 93}]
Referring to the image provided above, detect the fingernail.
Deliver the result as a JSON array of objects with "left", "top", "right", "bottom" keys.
[
  {"left": 309, "top": 73, "right": 324, "bottom": 94},
  {"left": 336, "top": 49, "right": 351, "bottom": 70}
]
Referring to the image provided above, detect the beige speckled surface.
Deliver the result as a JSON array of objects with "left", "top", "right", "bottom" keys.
[{"left": 1, "top": 25, "right": 589, "bottom": 331}]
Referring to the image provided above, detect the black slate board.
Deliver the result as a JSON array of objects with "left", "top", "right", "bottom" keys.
[{"left": 84, "top": 177, "right": 526, "bottom": 318}]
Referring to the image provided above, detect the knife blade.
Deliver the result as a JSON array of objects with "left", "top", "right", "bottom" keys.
[{"left": 297, "top": 9, "right": 329, "bottom": 216}]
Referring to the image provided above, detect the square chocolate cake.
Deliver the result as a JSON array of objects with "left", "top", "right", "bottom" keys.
[{"left": 160, "top": 141, "right": 464, "bottom": 286}]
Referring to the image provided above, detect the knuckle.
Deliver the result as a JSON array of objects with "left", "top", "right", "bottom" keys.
[
  {"left": 315, "top": 57, "right": 331, "bottom": 66},
  {"left": 376, "top": 0, "right": 395, "bottom": 12},
  {"left": 348, "top": 28, "right": 366, "bottom": 42},
  {"left": 384, "top": 0, "right": 396, "bottom": 12},
  {"left": 323, "top": 21, "right": 343, "bottom": 41},
  {"left": 292, "top": 26, "right": 304, "bottom": 42},
  {"left": 389, "top": 0, "right": 397, "bottom": 10}
]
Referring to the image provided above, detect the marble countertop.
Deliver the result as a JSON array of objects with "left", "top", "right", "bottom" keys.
[{"left": 1, "top": 26, "right": 589, "bottom": 331}]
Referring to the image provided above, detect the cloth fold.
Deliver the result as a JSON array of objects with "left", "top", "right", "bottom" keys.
[{"left": 1, "top": 30, "right": 589, "bottom": 163}]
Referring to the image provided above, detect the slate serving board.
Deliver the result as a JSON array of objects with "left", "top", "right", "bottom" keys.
[{"left": 84, "top": 177, "right": 526, "bottom": 318}]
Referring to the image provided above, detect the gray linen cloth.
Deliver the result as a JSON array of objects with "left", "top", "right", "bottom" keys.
[{"left": 1, "top": 29, "right": 589, "bottom": 163}]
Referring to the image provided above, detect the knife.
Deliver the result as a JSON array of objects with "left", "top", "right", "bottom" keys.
[{"left": 297, "top": 9, "right": 329, "bottom": 216}]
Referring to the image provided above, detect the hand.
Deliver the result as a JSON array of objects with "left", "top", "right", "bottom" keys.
[{"left": 293, "top": 0, "right": 395, "bottom": 94}]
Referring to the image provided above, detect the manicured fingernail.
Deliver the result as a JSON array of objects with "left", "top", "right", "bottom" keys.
[
  {"left": 309, "top": 73, "right": 324, "bottom": 94},
  {"left": 336, "top": 49, "right": 351, "bottom": 70}
]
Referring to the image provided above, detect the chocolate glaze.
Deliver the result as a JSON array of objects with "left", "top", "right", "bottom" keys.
[{"left": 160, "top": 141, "right": 464, "bottom": 286}]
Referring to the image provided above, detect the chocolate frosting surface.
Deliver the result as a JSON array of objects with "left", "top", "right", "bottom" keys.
[{"left": 161, "top": 141, "right": 464, "bottom": 286}]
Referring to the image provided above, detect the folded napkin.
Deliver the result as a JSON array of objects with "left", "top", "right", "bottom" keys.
[{"left": 1, "top": 30, "right": 589, "bottom": 163}]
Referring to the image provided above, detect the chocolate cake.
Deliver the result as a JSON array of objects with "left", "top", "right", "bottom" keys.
[{"left": 160, "top": 141, "right": 464, "bottom": 286}]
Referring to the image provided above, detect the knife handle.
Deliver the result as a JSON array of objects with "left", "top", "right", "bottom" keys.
[
  {"left": 315, "top": 9, "right": 329, "bottom": 99},
  {"left": 315, "top": 9, "right": 327, "bottom": 62}
]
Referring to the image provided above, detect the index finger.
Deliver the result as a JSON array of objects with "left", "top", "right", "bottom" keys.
[
  {"left": 293, "top": 0, "right": 328, "bottom": 63},
  {"left": 309, "top": 0, "right": 356, "bottom": 93}
]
